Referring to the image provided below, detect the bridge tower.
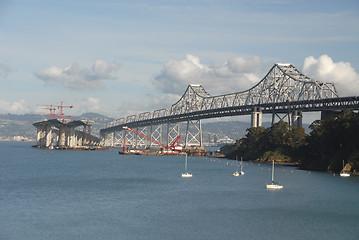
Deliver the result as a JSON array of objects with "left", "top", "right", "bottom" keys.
[
  {"left": 251, "top": 107, "right": 262, "bottom": 127},
  {"left": 291, "top": 110, "right": 302, "bottom": 128}
]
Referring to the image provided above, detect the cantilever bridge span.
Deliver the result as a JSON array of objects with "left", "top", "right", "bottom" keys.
[{"left": 100, "top": 63, "right": 359, "bottom": 148}]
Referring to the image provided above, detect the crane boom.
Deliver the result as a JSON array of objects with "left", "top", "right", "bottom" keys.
[
  {"left": 123, "top": 126, "right": 182, "bottom": 151},
  {"left": 123, "top": 126, "right": 168, "bottom": 149}
]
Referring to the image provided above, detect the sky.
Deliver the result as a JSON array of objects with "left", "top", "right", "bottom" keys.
[{"left": 0, "top": 0, "right": 358, "bottom": 124}]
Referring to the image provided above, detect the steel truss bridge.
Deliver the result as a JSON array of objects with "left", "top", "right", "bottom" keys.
[{"left": 100, "top": 63, "right": 359, "bottom": 148}]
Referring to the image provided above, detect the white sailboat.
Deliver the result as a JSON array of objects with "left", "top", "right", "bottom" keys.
[
  {"left": 233, "top": 157, "right": 244, "bottom": 176},
  {"left": 340, "top": 160, "right": 350, "bottom": 177},
  {"left": 181, "top": 154, "right": 192, "bottom": 178},
  {"left": 240, "top": 157, "right": 244, "bottom": 175},
  {"left": 266, "top": 161, "right": 283, "bottom": 189}
]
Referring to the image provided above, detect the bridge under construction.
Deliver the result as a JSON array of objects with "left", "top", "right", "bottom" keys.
[
  {"left": 33, "top": 118, "right": 101, "bottom": 150},
  {"left": 100, "top": 63, "right": 359, "bottom": 152}
]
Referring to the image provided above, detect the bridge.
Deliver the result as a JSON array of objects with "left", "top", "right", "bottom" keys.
[
  {"left": 100, "top": 63, "right": 359, "bottom": 149},
  {"left": 33, "top": 118, "right": 101, "bottom": 149}
]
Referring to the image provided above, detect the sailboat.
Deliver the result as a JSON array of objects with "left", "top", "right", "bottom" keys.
[
  {"left": 233, "top": 157, "right": 244, "bottom": 176},
  {"left": 240, "top": 157, "right": 244, "bottom": 175},
  {"left": 181, "top": 154, "right": 192, "bottom": 178},
  {"left": 340, "top": 160, "right": 350, "bottom": 177},
  {"left": 266, "top": 161, "right": 283, "bottom": 189}
]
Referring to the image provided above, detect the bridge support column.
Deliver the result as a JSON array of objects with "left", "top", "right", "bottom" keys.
[
  {"left": 36, "top": 125, "right": 46, "bottom": 147},
  {"left": 291, "top": 110, "right": 302, "bottom": 128},
  {"left": 251, "top": 107, "right": 262, "bottom": 127},
  {"left": 135, "top": 126, "right": 149, "bottom": 149},
  {"left": 103, "top": 132, "right": 114, "bottom": 147},
  {"left": 167, "top": 122, "right": 180, "bottom": 147},
  {"left": 78, "top": 132, "right": 83, "bottom": 146},
  {"left": 185, "top": 120, "right": 202, "bottom": 148},
  {"left": 150, "top": 125, "right": 162, "bottom": 149},
  {"left": 67, "top": 127, "right": 77, "bottom": 148},
  {"left": 82, "top": 125, "right": 91, "bottom": 146},
  {"left": 45, "top": 125, "right": 53, "bottom": 147},
  {"left": 58, "top": 125, "right": 67, "bottom": 148}
]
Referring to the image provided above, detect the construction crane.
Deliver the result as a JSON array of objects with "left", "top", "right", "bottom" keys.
[
  {"left": 57, "top": 101, "right": 73, "bottom": 119},
  {"left": 36, "top": 101, "right": 74, "bottom": 119},
  {"left": 123, "top": 126, "right": 182, "bottom": 151},
  {"left": 36, "top": 104, "right": 57, "bottom": 119}
]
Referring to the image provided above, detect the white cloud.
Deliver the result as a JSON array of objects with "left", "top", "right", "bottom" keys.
[
  {"left": 35, "top": 60, "right": 119, "bottom": 90},
  {"left": 79, "top": 97, "right": 103, "bottom": 113},
  {"left": 0, "top": 99, "right": 26, "bottom": 114},
  {"left": 0, "top": 63, "right": 13, "bottom": 79},
  {"left": 302, "top": 55, "right": 359, "bottom": 96},
  {"left": 153, "top": 54, "right": 262, "bottom": 96}
]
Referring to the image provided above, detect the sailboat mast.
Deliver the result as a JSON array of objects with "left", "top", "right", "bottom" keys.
[
  {"left": 272, "top": 161, "right": 274, "bottom": 182},
  {"left": 240, "top": 157, "right": 243, "bottom": 171}
]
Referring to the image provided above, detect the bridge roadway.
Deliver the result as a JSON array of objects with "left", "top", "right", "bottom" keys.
[
  {"left": 100, "top": 63, "right": 359, "bottom": 148},
  {"left": 101, "top": 96, "right": 359, "bottom": 133}
]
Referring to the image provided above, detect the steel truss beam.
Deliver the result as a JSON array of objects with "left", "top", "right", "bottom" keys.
[
  {"left": 135, "top": 126, "right": 148, "bottom": 148},
  {"left": 167, "top": 122, "right": 180, "bottom": 147},
  {"left": 114, "top": 131, "right": 124, "bottom": 147},
  {"left": 149, "top": 125, "right": 162, "bottom": 148},
  {"left": 185, "top": 119, "right": 202, "bottom": 147},
  {"left": 100, "top": 63, "right": 358, "bottom": 145}
]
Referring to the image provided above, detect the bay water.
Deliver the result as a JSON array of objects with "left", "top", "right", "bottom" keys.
[{"left": 1, "top": 141, "right": 359, "bottom": 240}]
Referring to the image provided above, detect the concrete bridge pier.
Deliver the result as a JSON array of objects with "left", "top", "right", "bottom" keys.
[
  {"left": 45, "top": 125, "right": 53, "bottom": 147},
  {"left": 291, "top": 110, "right": 303, "bottom": 128},
  {"left": 251, "top": 107, "right": 262, "bottom": 127},
  {"left": 103, "top": 132, "right": 115, "bottom": 147},
  {"left": 67, "top": 127, "right": 76, "bottom": 148},
  {"left": 36, "top": 125, "right": 46, "bottom": 147},
  {"left": 58, "top": 125, "right": 67, "bottom": 148}
]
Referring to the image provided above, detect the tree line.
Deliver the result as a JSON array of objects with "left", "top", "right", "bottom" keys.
[{"left": 220, "top": 110, "right": 359, "bottom": 173}]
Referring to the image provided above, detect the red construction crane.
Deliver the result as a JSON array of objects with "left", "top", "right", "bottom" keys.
[
  {"left": 36, "top": 102, "right": 73, "bottom": 119},
  {"left": 57, "top": 101, "right": 73, "bottom": 119},
  {"left": 123, "top": 126, "right": 182, "bottom": 151},
  {"left": 36, "top": 104, "right": 57, "bottom": 119}
]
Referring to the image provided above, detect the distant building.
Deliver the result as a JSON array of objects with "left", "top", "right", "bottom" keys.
[{"left": 216, "top": 136, "right": 236, "bottom": 145}]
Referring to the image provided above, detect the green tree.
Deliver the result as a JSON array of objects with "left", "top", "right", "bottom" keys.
[{"left": 301, "top": 110, "right": 359, "bottom": 172}]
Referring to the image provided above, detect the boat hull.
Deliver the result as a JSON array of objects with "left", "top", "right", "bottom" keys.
[
  {"left": 266, "top": 184, "right": 283, "bottom": 189},
  {"left": 181, "top": 173, "right": 192, "bottom": 178},
  {"left": 340, "top": 172, "right": 350, "bottom": 177}
]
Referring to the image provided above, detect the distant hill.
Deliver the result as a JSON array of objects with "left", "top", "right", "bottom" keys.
[{"left": 0, "top": 112, "right": 310, "bottom": 143}]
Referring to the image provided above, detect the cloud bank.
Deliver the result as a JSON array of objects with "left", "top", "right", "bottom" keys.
[
  {"left": 153, "top": 54, "right": 359, "bottom": 98},
  {"left": 0, "top": 99, "right": 26, "bottom": 114},
  {"left": 302, "top": 55, "right": 359, "bottom": 96},
  {"left": 35, "top": 60, "right": 119, "bottom": 90},
  {"left": 153, "top": 54, "right": 261, "bottom": 95}
]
